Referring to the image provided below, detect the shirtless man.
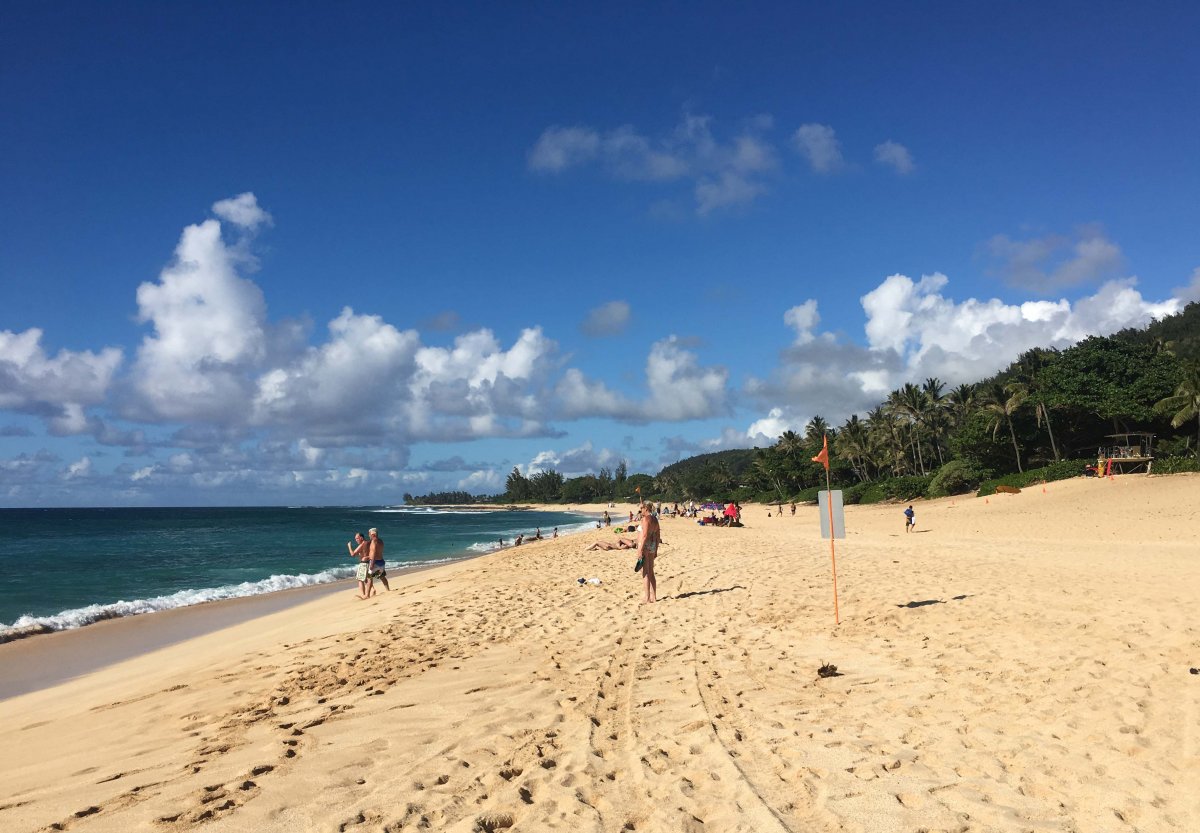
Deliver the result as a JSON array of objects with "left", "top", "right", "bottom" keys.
[
  {"left": 638, "top": 503, "right": 662, "bottom": 604},
  {"left": 367, "top": 527, "right": 390, "bottom": 591}
]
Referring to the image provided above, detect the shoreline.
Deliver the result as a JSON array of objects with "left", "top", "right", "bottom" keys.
[
  {"left": 1, "top": 477, "right": 1197, "bottom": 831},
  {"left": 0, "top": 508, "right": 605, "bottom": 699}
]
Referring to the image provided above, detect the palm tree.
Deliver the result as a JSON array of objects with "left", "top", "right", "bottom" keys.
[
  {"left": 946, "top": 383, "right": 976, "bottom": 428},
  {"left": 1013, "top": 349, "right": 1061, "bottom": 462},
  {"left": 922, "top": 377, "right": 948, "bottom": 466},
  {"left": 890, "top": 384, "right": 928, "bottom": 475},
  {"left": 867, "top": 404, "right": 906, "bottom": 476},
  {"left": 1008, "top": 380, "right": 1060, "bottom": 462},
  {"left": 979, "top": 381, "right": 1025, "bottom": 473},
  {"left": 836, "top": 415, "right": 872, "bottom": 482},
  {"left": 803, "top": 416, "right": 830, "bottom": 446},
  {"left": 1156, "top": 361, "right": 1200, "bottom": 458}
]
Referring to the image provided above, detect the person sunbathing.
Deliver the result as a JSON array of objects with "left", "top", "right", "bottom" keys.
[{"left": 587, "top": 537, "right": 638, "bottom": 551}]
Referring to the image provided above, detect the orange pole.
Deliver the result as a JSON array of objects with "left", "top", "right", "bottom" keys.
[{"left": 827, "top": 466, "right": 839, "bottom": 626}]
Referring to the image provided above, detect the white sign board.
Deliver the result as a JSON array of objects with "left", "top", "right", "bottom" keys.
[{"left": 817, "top": 490, "right": 845, "bottom": 539}]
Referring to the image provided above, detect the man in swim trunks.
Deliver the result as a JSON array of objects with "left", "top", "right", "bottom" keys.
[
  {"left": 367, "top": 527, "right": 390, "bottom": 591},
  {"left": 638, "top": 503, "right": 661, "bottom": 604}
]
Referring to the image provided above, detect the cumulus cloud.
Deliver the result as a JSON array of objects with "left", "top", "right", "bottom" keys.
[
  {"left": 0, "top": 327, "right": 122, "bottom": 429},
  {"left": 580, "top": 300, "right": 631, "bottom": 337},
  {"left": 783, "top": 300, "right": 820, "bottom": 345},
  {"left": 985, "top": 227, "right": 1123, "bottom": 292},
  {"left": 457, "top": 468, "right": 502, "bottom": 493},
  {"left": 792, "top": 123, "right": 843, "bottom": 173},
  {"left": 211, "top": 192, "right": 273, "bottom": 231},
  {"left": 554, "top": 336, "right": 729, "bottom": 423},
  {"left": 529, "top": 114, "right": 777, "bottom": 214},
  {"left": 746, "top": 273, "right": 1182, "bottom": 434},
  {"left": 1172, "top": 266, "right": 1200, "bottom": 303},
  {"left": 874, "top": 140, "right": 915, "bottom": 174},
  {"left": 747, "top": 408, "right": 801, "bottom": 442},
  {"left": 521, "top": 440, "right": 624, "bottom": 477},
  {"left": 130, "top": 211, "right": 270, "bottom": 422}
]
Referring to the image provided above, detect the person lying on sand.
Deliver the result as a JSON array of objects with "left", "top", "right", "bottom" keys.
[{"left": 588, "top": 537, "right": 638, "bottom": 551}]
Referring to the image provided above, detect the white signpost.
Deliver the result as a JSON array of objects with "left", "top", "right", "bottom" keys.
[{"left": 817, "top": 490, "right": 845, "bottom": 539}]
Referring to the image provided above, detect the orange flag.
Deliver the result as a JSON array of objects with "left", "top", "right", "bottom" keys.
[{"left": 811, "top": 434, "right": 830, "bottom": 471}]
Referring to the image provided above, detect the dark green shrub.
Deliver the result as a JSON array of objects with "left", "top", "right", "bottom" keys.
[
  {"left": 977, "top": 459, "right": 1091, "bottom": 496},
  {"left": 842, "top": 475, "right": 932, "bottom": 504},
  {"left": 1151, "top": 456, "right": 1200, "bottom": 475},
  {"left": 927, "top": 460, "right": 992, "bottom": 497}
]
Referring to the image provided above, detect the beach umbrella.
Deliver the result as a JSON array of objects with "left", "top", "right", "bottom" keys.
[{"left": 724, "top": 502, "right": 737, "bottom": 517}]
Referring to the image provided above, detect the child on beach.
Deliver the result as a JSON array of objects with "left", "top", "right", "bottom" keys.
[{"left": 904, "top": 505, "right": 915, "bottom": 532}]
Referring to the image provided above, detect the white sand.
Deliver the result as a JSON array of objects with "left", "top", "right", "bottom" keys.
[{"left": 1, "top": 474, "right": 1198, "bottom": 832}]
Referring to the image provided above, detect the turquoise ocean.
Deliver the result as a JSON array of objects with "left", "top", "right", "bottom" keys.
[{"left": 0, "top": 506, "right": 595, "bottom": 639}]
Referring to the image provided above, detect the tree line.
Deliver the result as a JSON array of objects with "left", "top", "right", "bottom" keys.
[{"left": 408, "top": 302, "right": 1199, "bottom": 506}]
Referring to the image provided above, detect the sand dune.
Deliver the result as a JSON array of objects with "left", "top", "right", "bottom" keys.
[{"left": 1, "top": 474, "right": 1197, "bottom": 832}]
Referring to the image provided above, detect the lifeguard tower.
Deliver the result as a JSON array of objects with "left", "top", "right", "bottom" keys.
[{"left": 1097, "top": 432, "right": 1155, "bottom": 475}]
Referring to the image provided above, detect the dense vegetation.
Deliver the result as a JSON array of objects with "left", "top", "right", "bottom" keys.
[
  {"left": 403, "top": 490, "right": 480, "bottom": 505},
  {"left": 416, "top": 303, "right": 1200, "bottom": 506}
]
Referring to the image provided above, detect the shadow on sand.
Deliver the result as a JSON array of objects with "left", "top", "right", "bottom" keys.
[
  {"left": 671, "top": 585, "right": 747, "bottom": 600},
  {"left": 896, "top": 594, "right": 970, "bottom": 608}
]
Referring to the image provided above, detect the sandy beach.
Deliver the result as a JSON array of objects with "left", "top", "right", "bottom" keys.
[{"left": 1, "top": 475, "right": 1197, "bottom": 832}]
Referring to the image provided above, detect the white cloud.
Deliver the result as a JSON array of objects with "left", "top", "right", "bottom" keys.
[
  {"left": 519, "top": 441, "right": 622, "bottom": 477},
  {"left": 783, "top": 300, "right": 819, "bottom": 344},
  {"left": 530, "top": 114, "right": 777, "bottom": 214},
  {"left": 211, "top": 192, "right": 273, "bottom": 230},
  {"left": 581, "top": 300, "right": 631, "bottom": 337},
  {"left": 527, "top": 126, "right": 603, "bottom": 173},
  {"left": 874, "top": 140, "right": 915, "bottom": 174},
  {"left": 747, "top": 272, "right": 1182, "bottom": 431},
  {"left": 643, "top": 337, "right": 729, "bottom": 420},
  {"left": 792, "top": 123, "right": 843, "bottom": 173},
  {"left": 457, "top": 469, "right": 502, "bottom": 493},
  {"left": 555, "top": 337, "right": 729, "bottom": 423},
  {"left": 695, "top": 171, "right": 767, "bottom": 215},
  {"left": 0, "top": 327, "right": 122, "bottom": 431},
  {"left": 747, "top": 408, "right": 800, "bottom": 442},
  {"left": 252, "top": 307, "right": 421, "bottom": 432},
  {"left": 130, "top": 214, "right": 270, "bottom": 421},
  {"left": 1172, "top": 266, "right": 1200, "bottom": 303},
  {"left": 64, "top": 456, "right": 92, "bottom": 479},
  {"left": 986, "top": 228, "right": 1123, "bottom": 292}
]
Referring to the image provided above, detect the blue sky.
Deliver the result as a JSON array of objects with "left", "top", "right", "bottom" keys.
[{"left": 2, "top": 2, "right": 1198, "bottom": 506}]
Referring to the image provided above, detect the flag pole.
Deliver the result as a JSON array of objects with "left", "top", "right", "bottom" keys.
[
  {"left": 826, "top": 456, "right": 839, "bottom": 626},
  {"left": 812, "top": 434, "right": 839, "bottom": 626}
]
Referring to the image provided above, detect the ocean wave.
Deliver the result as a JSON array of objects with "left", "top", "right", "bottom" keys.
[
  {"left": 0, "top": 567, "right": 356, "bottom": 641},
  {"left": 464, "top": 519, "right": 599, "bottom": 553},
  {"left": 0, "top": 551, "right": 487, "bottom": 643},
  {"left": 368, "top": 506, "right": 493, "bottom": 515}
]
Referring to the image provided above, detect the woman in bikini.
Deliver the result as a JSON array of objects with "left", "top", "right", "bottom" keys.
[{"left": 638, "top": 503, "right": 661, "bottom": 604}]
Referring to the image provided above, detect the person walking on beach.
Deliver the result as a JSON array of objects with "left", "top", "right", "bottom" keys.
[
  {"left": 348, "top": 532, "right": 374, "bottom": 599},
  {"left": 904, "top": 505, "right": 915, "bottom": 532},
  {"left": 367, "top": 527, "right": 390, "bottom": 591},
  {"left": 638, "top": 503, "right": 662, "bottom": 604}
]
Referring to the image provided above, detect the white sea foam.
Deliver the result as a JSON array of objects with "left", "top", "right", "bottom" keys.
[
  {"left": 0, "top": 555, "right": 455, "bottom": 641},
  {"left": 370, "top": 506, "right": 493, "bottom": 515},
  {"left": 464, "top": 518, "right": 599, "bottom": 553}
]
